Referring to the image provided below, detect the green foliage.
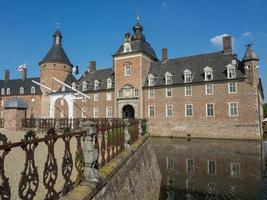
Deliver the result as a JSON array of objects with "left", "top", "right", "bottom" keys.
[{"left": 264, "top": 103, "right": 267, "bottom": 118}]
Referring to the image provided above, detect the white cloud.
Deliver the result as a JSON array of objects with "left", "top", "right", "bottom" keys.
[
  {"left": 242, "top": 31, "right": 252, "bottom": 37},
  {"left": 210, "top": 33, "right": 232, "bottom": 46},
  {"left": 162, "top": 2, "right": 168, "bottom": 9}
]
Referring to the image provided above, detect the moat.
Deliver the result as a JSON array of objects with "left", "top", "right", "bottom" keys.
[{"left": 152, "top": 137, "right": 267, "bottom": 200}]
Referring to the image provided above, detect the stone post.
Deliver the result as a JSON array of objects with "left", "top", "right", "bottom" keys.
[
  {"left": 80, "top": 120, "right": 99, "bottom": 183},
  {"left": 124, "top": 119, "right": 131, "bottom": 148},
  {"left": 139, "top": 119, "right": 147, "bottom": 136}
]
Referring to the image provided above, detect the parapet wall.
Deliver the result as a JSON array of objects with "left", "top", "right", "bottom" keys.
[{"left": 64, "top": 135, "right": 162, "bottom": 200}]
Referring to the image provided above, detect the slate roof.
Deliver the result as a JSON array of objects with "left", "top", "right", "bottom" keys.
[
  {"left": 243, "top": 45, "right": 259, "bottom": 61},
  {"left": 77, "top": 68, "right": 114, "bottom": 91},
  {"left": 4, "top": 97, "right": 28, "bottom": 109},
  {"left": 57, "top": 74, "right": 78, "bottom": 92},
  {"left": 0, "top": 77, "right": 42, "bottom": 96},
  {"left": 115, "top": 39, "right": 157, "bottom": 60},
  {"left": 144, "top": 51, "right": 245, "bottom": 87},
  {"left": 39, "top": 30, "right": 73, "bottom": 66}
]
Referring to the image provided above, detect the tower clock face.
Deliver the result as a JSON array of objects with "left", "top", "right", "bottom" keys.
[{"left": 124, "top": 89, "right": 131, "bottom": 98}]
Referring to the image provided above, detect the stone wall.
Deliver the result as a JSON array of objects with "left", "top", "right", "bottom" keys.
[
  {"left": 4, "top": 108, "right": 26, "bottom": 130},
  {"left": 64, "top": 136, "right": 162, "bottom": 200}
]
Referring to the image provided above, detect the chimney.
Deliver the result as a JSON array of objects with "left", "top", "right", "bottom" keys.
[
  {"left": 162, "top": 48, "right": 168, "bottom": 63},
  {"left": 4, "top": 70, "right": 9, "bottom": 82},
  {"left": 89, "top": 61, "right": 96, "bottom": 72},
  {"left": 22, "top": 68, "right": 27, "bottom": 81},
  {"left": 223, "top": 35, "right": 232, "bottom": 54}
]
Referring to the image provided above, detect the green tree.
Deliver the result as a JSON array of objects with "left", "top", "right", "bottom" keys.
[{"left": 264, "top": 103, "right": 267, "bottom": 118}]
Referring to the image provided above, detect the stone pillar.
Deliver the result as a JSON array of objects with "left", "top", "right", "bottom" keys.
[
  {"left": 124, "top": 119, "right": 131, "bottom": 148},
  {"left": 80, "top": 121, "right": 99, "bottom": 183}
]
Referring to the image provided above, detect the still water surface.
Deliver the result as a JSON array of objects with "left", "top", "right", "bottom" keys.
[{"left": 152, "top": 137, "right": 267, "bottom": 200}]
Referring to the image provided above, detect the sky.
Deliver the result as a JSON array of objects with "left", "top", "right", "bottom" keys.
[{"left": 0, "top": 0, "right": 266, "bottom": 100}]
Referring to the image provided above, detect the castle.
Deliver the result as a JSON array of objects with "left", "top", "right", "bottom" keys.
[{"left": 0, "top": 19, "right": 264, "bottom": 139}]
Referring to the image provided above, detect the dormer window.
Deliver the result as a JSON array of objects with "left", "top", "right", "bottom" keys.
[
  {"left": 31, "top": 86, "right": 35, "bottom": 94},
  {"left": 204, "top": 66, "right": 213, "bottom": 81},
  {"left": 94, "top": 80, "right": 100, "bottom": 90},
  {"left": 6, "top": 88, "right": 10, "bottom": 95},
  {"left": 20, "top": 87, "right": 24, "bottom": 94},
  {"left": 82, "top": 81, "right": 87, "bottom": 92},
  {"left": 123, "top": 42, "right": 132, "bottom": 53},
  {"left": 184, "top": 69, "right": 193, "bottom": 83},
  {"left": 165, "top": 72, "right": 173, "bottom": 85},
  {"left": 148, "top": 74, "right": 156, "bottom": 86},
  {"left": 226, "top": 64, "right": 236, "bottom": 79},
  {"left": 71, "top": 82, "right": 76, "bottom": 90},
  {"left": 107, "top": 78, "right": 112, "bottom": 89},
  {"left": 1, "top": 89, "right": 5, "bottom": 95},
  {"left": 62, "top": 85, "right": 65, "bottom": 92}
]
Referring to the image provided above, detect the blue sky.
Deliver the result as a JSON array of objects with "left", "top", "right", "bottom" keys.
[{"left": 0, "top": 0, "right": 266, "bottom": 100}]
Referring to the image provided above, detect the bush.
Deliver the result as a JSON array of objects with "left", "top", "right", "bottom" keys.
[{"left": 264, "top": 103, "right": 267, "bottom": 118}]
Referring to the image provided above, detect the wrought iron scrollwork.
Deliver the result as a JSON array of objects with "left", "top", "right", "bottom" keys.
[
  {"left": 61, "top": 128, "right": 73, "bottom": 196},
  {"left": 43, "top": 128, "right": 58, "bottom": 200},
  {"left": 74, "top": 133, "right": 85, "bottom": 186},
  {"left": 18, "top": 131, "right": 39, "bottom": 200},
  {"left": 0, "top": 133, "right": 11, "bottom": 200}
]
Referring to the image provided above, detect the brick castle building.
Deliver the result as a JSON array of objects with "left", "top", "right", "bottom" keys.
[{"left": 0, "top": 19, "right": 264, "bottom": 139}]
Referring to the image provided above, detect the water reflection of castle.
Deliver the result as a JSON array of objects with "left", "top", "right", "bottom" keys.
[{"left": 152, "top": 137, "right": 264, "bottom": 199}]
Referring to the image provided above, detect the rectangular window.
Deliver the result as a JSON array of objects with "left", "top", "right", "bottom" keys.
[
  {"left": 81, "top": 107, "right": 87, "bottom": 118},
  {"left": 148, "top": 105, "right": 155, "bottom": 117},
  {"left": 206, "top": 84, "right": 213, "bottom": 95},
  {"left": 107, "top": 80, "right": 112, "bottom": 89},
  {"left": 228, "top": 82, "right": 237, "bottom": 93},
  {"left": 166, "top": 75, "right": 172, "bottom": 85},
  {"left": 148, "top": 89, "right": 155, "bottom": 99},
  {"left": 106, "top": 92, "right": 112, "bottom": 101},
  {"left": 186, "top": 179, "right": 193, "bottom": 190},
  {"left": 207, "top": 160, "right": 216, "bottom": 175},
  {"left": 185, "top": 73, "right": 192, "bottom": 83},
  {"left": 185, "top": 104, "right": 193, "bottom": 117},
  {"left": 118, "top": 91, "right": 123, "bottom": 98},
  {"left": 229, "top": 102, "right": 238, "bottom": 116},
  {"left": 206, "top": 103, "right": 214, "bottom": 117},
  {"left": 166, "top": 88, "right": 172, "bottom": 97},
  {"left": 166, "top": 157, "right": 173, "bottom": 169},
  {"left": 148, "top": 76, "right": 155, "bottom": 86},
  {"left": 166, "top": 105, "right": 173, "bottom": 117},
  {"left": 134, "top": 89, "right": 139, "bottom": 97},
  {"left": 186, "top": 159, "right": 194, "bottom": 173},
  {"left": 94, "top": 94, "right": 99, "bottom": 101},
  {"left": 205, "top": 70, "right": 213, "bottom": 81},
  {"left": 230, "top": 162, "right": 240, "bottom": 177},
  {"left": 106, "top": 107, "right": 112, "bottom": 118},
  {"left": 185, "top": 86, "right": 192, "bottom": 96},
  {"left": 227, "top": 67, "right": 236, "bottom": 79},
  {"left": 94, "top": 81, "right": 100, "bottom": 90},
  {"left": 125, "top": 65, "right": 131, "bottom": 76},
  {"left": 93, "top": 107, "right": 99, "bottom": 118}
]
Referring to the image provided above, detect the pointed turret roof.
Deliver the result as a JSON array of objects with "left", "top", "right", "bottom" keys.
[
  {"left": 39, "top": 29, "right": 72, "bottom": 66},
  {"left": 243, "top": 44, "right": 259, "bottom": 61}
]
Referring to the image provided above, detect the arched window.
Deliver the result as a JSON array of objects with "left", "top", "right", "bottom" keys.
[
  {"left": 6, "top": 88, "right": 10, "bottom": 95},
  {"left": 20, "top": 87, "right": 24, "bottom": 94},
  {"left": 31, "top": 86, "right": 35, "bottom": 94},
  {"left": 1, "top": 88, "right": 5, "bottom": 95}
]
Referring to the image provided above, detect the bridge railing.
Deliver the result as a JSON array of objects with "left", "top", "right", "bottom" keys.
[{"left": 0, "top": 118, "right": 145, "bottom": 200}]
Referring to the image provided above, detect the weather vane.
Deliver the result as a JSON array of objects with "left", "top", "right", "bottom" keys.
[
  {"left": 56, "top": 22, "right": 60, "bottom": 30},
  {"left": 245, "top": 43, "right": 254, "bottom": 48}
]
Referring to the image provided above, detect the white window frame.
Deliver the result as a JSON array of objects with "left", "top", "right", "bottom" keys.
[
  {"left": 125, "top": 64, "right": 131, "bottom": 76},
  {"left": 71, "top": 82, "right": 76, "bottom": 90},
  {"left": 93, "top": 107, "right": 99, "bottom": 118},
  {"left": 6, "top": 88, "right": 10, "bottom": 95},
  {"left": 81, "top": 107, "right": 87, "bottom": 118},
  {"left": 106, "top": 92, "right": 112, "bottom": 101},
  {"left": 204, "top": 66, "right": 213, "bottom": 81},
  {"left": 185, "top": 104, "right": 193, "bottom": 117},
  {"left": 166, "top": 88, "right": 172, "bottom": 97},
  {"left": 206, "top": 103, "right": 215, "bottom": 117},
  {"left": 106, "top": 78, "right": 112, "bottom": 89},
  {"left": 62, "top": 85, "right": 65, "bottom": 92},
  {"left": 165, "top": 105, "right": 173, "bottom": 117},
  {"left": 94, "top": 93, "right": 99, "bottom": 101},
  {"left": 185, "top": 86, "right": 192, "bottom": 96},
  {"left": 31, "top": 86, "right": 35, "bottom": 94},
  {"left": 166, "top": 157, "right": 173, "bottom": 169},
  {"left": 186, "top": 159, "right": 194, "bottom": 173},
  {"left": 148, "top": 74, "right": 155, "bottom": 86},
  {"left": 165, "top": 72, "right": 173, "bottom": 85},
  {"left": 106, "top": 107, "right": 112, "bottom": 118},
  {"left": 228, "top": 102, "right": 238, "bottom": 116},
  {"left": 94, "top": 80, "right": 100, "bottom": 90},
  {"left": 226, "top": 64, "right": 236, "bottom": 79},
  {"left": 207, "top": 160, "right": 216, "bottom": 175},
  {"left": 228, "top": 82, "right": 237, "bottom": 93},
  {"left": 148, "top": 89, "right": 155, "bottom": 99},
  {"left": 134, "top": 89, "right": 139, "bottom": 97},
  {"left": 20, "top": 87, "right": 24, "bottom": 94},
  {"left": 184, "top": 69, "right": 193, "bottom": 83},
  {"left": 148, "top": 105, "right": 155, "bottom": 117},
  {"left": 1, "top": 88, "right": 5, "bottom": 95},
  {"left": 205, "top": 83, "right": 213, "bottom": 95},
  {"left": 230, "top": 162, "right": 240, "bottom": 177},
  {"left": 82, "top": 81, "right": 87, "bottom": 91}
]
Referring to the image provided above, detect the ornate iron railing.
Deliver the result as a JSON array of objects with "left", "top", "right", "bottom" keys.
[{"left": 0, "top": 118, "right": 143, "bottom": 199}]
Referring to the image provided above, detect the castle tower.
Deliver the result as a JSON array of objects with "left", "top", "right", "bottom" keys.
[
  {"left": 242, "top": 44, "right": 259, "bottom": 86},
  {"left": 113, "top": 17, "right": 158, "bottom": 118},
  {"left": 39, "top": 28, "right": 73, "bottom": 117}
]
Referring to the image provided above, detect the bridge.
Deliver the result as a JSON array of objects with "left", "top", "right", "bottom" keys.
[{"left": 0, "top": 118, "right": 161, "bottom": 200}]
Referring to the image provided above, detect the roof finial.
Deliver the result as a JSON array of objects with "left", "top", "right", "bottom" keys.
[
  {"left": 245, "top": 43, "right": 254, "bottom": 48},
  {"left": 56, "top": 22, "right": 60, "bottom": 30},
  {"left": 136, "top": 12, "right": 140, "bottom": 22}
]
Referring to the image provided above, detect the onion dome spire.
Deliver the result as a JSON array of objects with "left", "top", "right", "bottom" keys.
[{"left": 132, "top": 14, "right": 145, "bottom": 41}]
